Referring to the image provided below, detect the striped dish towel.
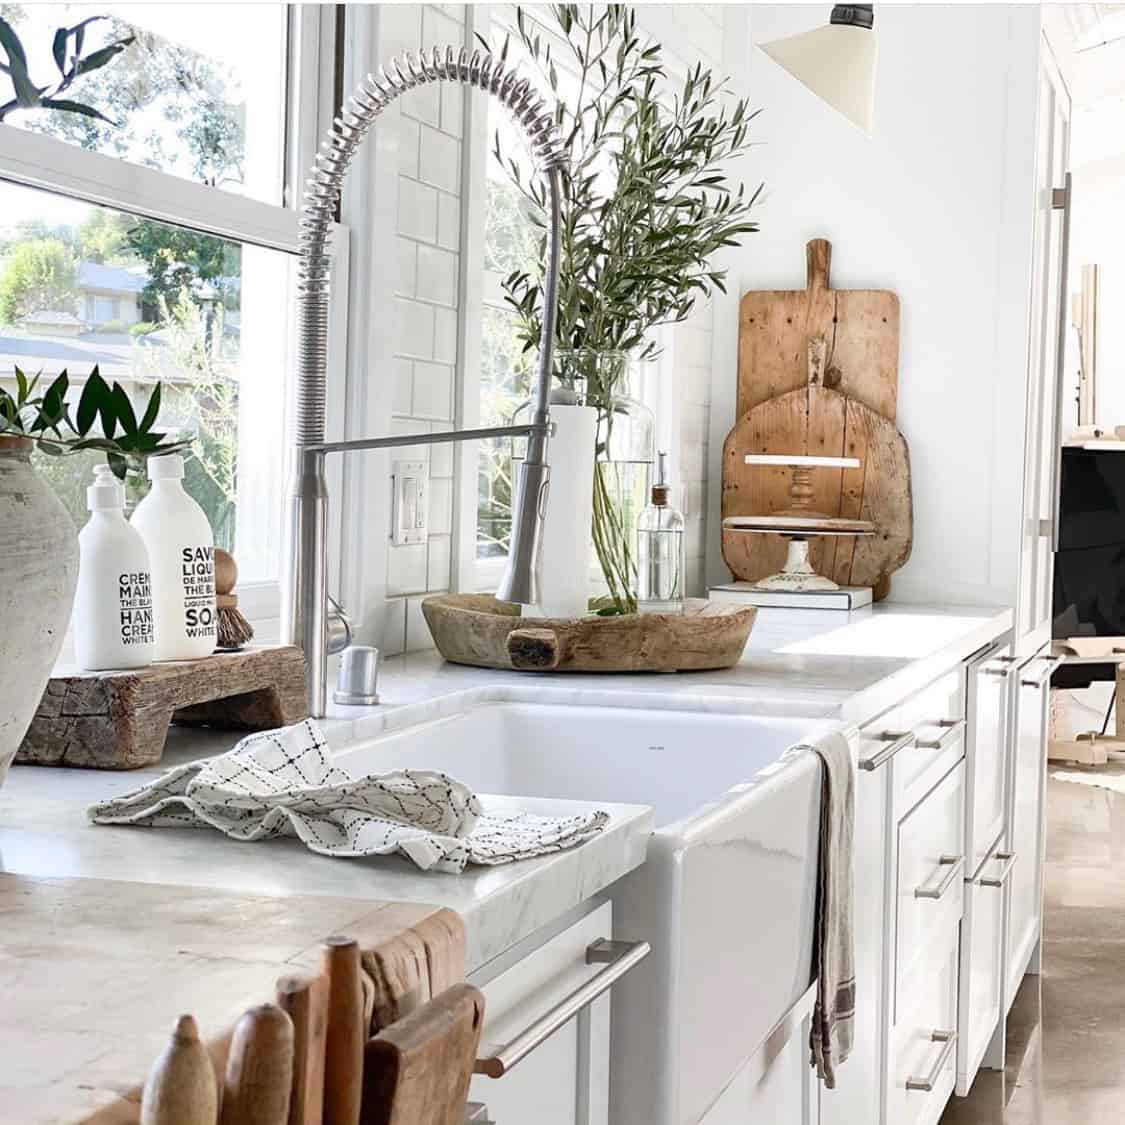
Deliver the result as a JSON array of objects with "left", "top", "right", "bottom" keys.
[
  {"left": 88, "top": 718, "right": 608, "bottom": 873},
  {"left": 807, "top": 730, "right": 856, "bottom": 1088}
]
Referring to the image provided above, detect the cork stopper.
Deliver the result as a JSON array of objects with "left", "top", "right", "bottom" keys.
[{"left": 651, "top": 450, "right": 670, "bottom": 506}]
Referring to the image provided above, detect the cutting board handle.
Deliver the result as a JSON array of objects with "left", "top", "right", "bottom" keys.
[{"left": 806, "top": 239, "right": 832, "bottom": 292}]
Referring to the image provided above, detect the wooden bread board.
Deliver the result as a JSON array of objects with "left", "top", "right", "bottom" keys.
[
  {"left": 721, "top": 384, "right": 912, "bottom": 595},
  {"left": 738, "top": 238, "right": 901, "bottom": 422}
]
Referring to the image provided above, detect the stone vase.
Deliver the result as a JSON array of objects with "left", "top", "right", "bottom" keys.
[{"left": 0, "top": 435, "right": 79, "bottom": 786}]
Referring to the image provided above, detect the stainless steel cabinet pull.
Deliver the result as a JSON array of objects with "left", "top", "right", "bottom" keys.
[
  {"left": 983, "top": 662, "right": 1017, "bottom": 678},
  {"left": 905, "top": 1030, "right": 957, "bottom": 1091},
  {"left": 914, "top": 855, "right": 964, "bottom": 899},
  {"left": 915, "top": 718, "right": 967, "bottom": 750},
  {"left": 978, "top": 851, "right": 1017, "bottom": 888},
  {"left": 859, "top": 730, "right": 915, "bottom": 771},
  {"left": 474, "top": 938, "right": 650, "bottom": 1078}
]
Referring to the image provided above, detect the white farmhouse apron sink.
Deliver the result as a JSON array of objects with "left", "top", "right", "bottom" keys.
[{"left": 335, "top": 700, "right": 840, "bottom": 1125}]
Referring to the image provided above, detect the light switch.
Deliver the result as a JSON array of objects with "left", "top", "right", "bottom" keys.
[{"left": 392, "top": 460, "right": 428, "bottom": 545}]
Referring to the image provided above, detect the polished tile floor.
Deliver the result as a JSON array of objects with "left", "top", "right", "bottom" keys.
[{"left": 941, "top": 769, "right": 1125, "bottom": 1123}]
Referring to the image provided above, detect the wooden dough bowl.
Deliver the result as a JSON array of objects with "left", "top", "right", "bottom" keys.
[{"left": 421, "top": 594, "right": 758, "bottom": 673}]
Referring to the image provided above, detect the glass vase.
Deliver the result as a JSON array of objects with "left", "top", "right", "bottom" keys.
[{"left": 513, "top": 349, "right": 654, "bottom": 613}]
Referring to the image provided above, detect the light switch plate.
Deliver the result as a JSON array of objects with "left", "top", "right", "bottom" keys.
[{"left": 392, "top": 460, "right": 428, "bottom": 545}]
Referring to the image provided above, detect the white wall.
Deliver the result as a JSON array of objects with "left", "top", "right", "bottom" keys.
[{"left": 707, "top": 4, "right": 1044, "bottom": 608}]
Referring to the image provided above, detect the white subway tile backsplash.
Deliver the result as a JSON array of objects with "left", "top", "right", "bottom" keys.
[
  {"left": 416, "top": 244, "right": 458, "bottom": 306},
  {"left": 680, "top": 324, "right": 710, "bottom": 368},
  {"left": 423, "top": 6, "right": 464, "bottom": 50},
  {"left": 412, "top": 361, "right": 453, "bottom": 420},
  {"left": 430, "top": 422, "right": 454, "bottom": 476},
  {"left": 398, "top": 113, "right": 420, "bottom": 180},
  {"left": 433, "top": 3, "right": 465, "bottom": 25},
  {"left": 428, "top": 477, "right": 453, "bottom": 535},
  {"left": 381, "top": 4, "right": 422, "bottom": 58},
  {"left": 380, "top": 597, "right": 407, "bottom": 657},
  {"left": 395, "top": 237, "right": 417, "bottom": 298},
  {"left": 681, "top": 438, "right": 707, "bottom": 483},
  {"left": 681, "top": 404, "right": 709, "bottom": 451},
  {"left": 398, "top": 179, "right": 438, "bottom": 242},
  {"left": 681, "top": 363, "right": 710, "bottom": 408},
  {"left": 387, "top": 542, "right": 428, "bottom": 596},
  {"left": 393, "top": 298, "right": 435, "bottom": 360},
  {"left": 427, "top": 534, "right": 452, "bottom": 590},
  {"left": 433, "top": 306, "right": 458, "bottom": 364},
  {"left": 440, "top": 82, "right": 464, "bottom": 138},
  {"left": 418, "top": 127, "right": 461, "bottom": 194},
  {"left": 406, "top": 596, "right": 437, "bottom": 652},
  {"left": 392, "top": 357, "right": 412, "bottom": 416},
  {"left": 389, "top": 417, "right": 432, "bottom": 462},
  {"left": 686, "top": 556, "right": 704, "bottom": 598},
  {"left": 401, "top": 82, "right": 440, "bottom": 128},
  {"left": 437, "top": 191, "right": 460, "bottom": 251}
]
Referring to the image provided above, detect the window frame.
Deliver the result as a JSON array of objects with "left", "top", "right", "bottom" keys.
[{"left": 0, "top": 4, "right": 344, "bottom": 634}]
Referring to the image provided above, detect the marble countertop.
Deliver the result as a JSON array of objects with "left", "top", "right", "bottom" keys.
[
  {"left": 0, "top": 599, "right": 1013, "bottom": 1123},
  {"left": 0, "top": 726, "right": 652, "bottom": 972},
  {"left": 0, "top": 601, "right": 1010, "bottom": 973},
  {"left": 324, "top": 601, "right": 1014, "bottom": 738},
  {"left": 1, "top": 601, "right": 1010, "bottom": 971}
]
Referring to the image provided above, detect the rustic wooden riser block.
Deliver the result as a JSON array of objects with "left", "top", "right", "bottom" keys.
[{"left": 15, "top": 645, "right": 308, "bottom": 770}]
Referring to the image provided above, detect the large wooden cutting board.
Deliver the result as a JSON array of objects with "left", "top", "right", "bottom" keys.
[
  {"left": 721, "top": 383, "right": 912, "bottom": 595},
  {"left": 737, "top": 239, "right": 901, "bottom": 422}
]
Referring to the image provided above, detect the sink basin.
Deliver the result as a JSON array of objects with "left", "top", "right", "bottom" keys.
[{"left": 335, "top": 699, "right": 841, "bottom": 1125}]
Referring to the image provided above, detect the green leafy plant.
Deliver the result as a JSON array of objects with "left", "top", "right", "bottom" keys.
[
  {"left": 489, "top": 4, "right": 761, "bottom": 609},
  {"left": 491, "top": 5, "right": 760, "bottom": 372},
  {"left": 0, "top": 14, "right": 134, "bottom": 124},
  {"left": 0, "top": 365, "right": 190, "bottom": 480}
]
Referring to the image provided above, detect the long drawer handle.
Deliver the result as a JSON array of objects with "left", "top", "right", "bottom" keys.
[
  {"left": 1022, "top": 656, "right": 1061, "bottom": 688},
  {"left": 978, "top": 851, "right": 1017, "bottom": 887},
  {"left": 474, "top": 938, "right": 650, "bottom": 1078},
  {"left": 859, "top": 730, "right": 915, "bottom": 771},
  {"left": 914, "top": 855, "right": 964, "bottom": 899},
  {"left": 914, "top": 718, "right": 967, "bottom": 751},
  {"left": 905, "top": 1029, "right": 957, "bottom": 1091}
]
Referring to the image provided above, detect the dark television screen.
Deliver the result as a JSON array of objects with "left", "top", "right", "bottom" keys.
[{"left": 1054, "top": 448, "right": 1125, "bottom": 638}]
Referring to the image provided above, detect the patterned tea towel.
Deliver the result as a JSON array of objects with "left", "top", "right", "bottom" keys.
[{"left": 88, "top": 719, "right": 609, "bottom": 873}]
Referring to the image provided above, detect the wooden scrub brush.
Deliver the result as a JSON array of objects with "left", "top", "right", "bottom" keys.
[{"left": 215, "top": 547, "right": 254, "bottom": 650}]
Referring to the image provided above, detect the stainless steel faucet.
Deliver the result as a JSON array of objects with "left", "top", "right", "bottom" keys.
[{"left": 282, "top": 47, "right": 567, "bottom": 717}]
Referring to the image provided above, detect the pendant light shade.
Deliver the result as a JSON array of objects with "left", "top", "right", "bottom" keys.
[{"left": 759, "top": 4, "right": 877, "bottom": 136}]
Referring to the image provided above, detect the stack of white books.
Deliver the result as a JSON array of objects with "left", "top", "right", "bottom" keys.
[{"left": 709, "top": 581, "right": 873, "bottom": 611}]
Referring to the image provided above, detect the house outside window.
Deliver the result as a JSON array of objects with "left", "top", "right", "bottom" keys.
[{"left": 0, "top": 4, "right": 339, "bottom": 630}]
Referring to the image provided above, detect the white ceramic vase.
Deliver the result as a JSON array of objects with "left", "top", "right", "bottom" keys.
[{"left": 0, "top": 435, "right": 79, "bottom": 786}]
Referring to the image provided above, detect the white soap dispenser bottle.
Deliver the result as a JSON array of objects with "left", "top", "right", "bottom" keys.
[
  {"left": 73, "top": 464, "right": 156, "bottom": 670},
  {"left": 130, "top": 453, "right": 217, "bottom": 660}
]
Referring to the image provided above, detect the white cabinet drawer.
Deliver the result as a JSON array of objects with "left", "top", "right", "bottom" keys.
[
  {"left": 895, "top": 763, "right": 965, "bottom": 1017},
  {"left": 889, "top": 936, "right": 959, "bottom": 1125},
  {"left": 956, "top": 846, "right": 1012, "bottom": 1094},
  {"left": 470, "top": 901, "right": 633, "bottom": 1125},
  {"left": 856, "top": 670, "right": 965, "bottom": 821},
  {"left": 965, "top": 649, "right": 1014, "bottom": 876},
  {"left": 894, "top": 670, "right": 965, "bottom": 817}
]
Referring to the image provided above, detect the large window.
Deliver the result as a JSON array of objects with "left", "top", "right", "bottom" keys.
[
  {"left": 0, "top": 4, "right": 331, "bottom": 617},
  {"left": 0, "top": 3, "right": 287, "bottom": 202}
]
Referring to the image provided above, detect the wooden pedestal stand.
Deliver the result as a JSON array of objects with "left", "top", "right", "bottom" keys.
[{"left": 15, "top": 645, "right": 308, "bottom": 770}]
